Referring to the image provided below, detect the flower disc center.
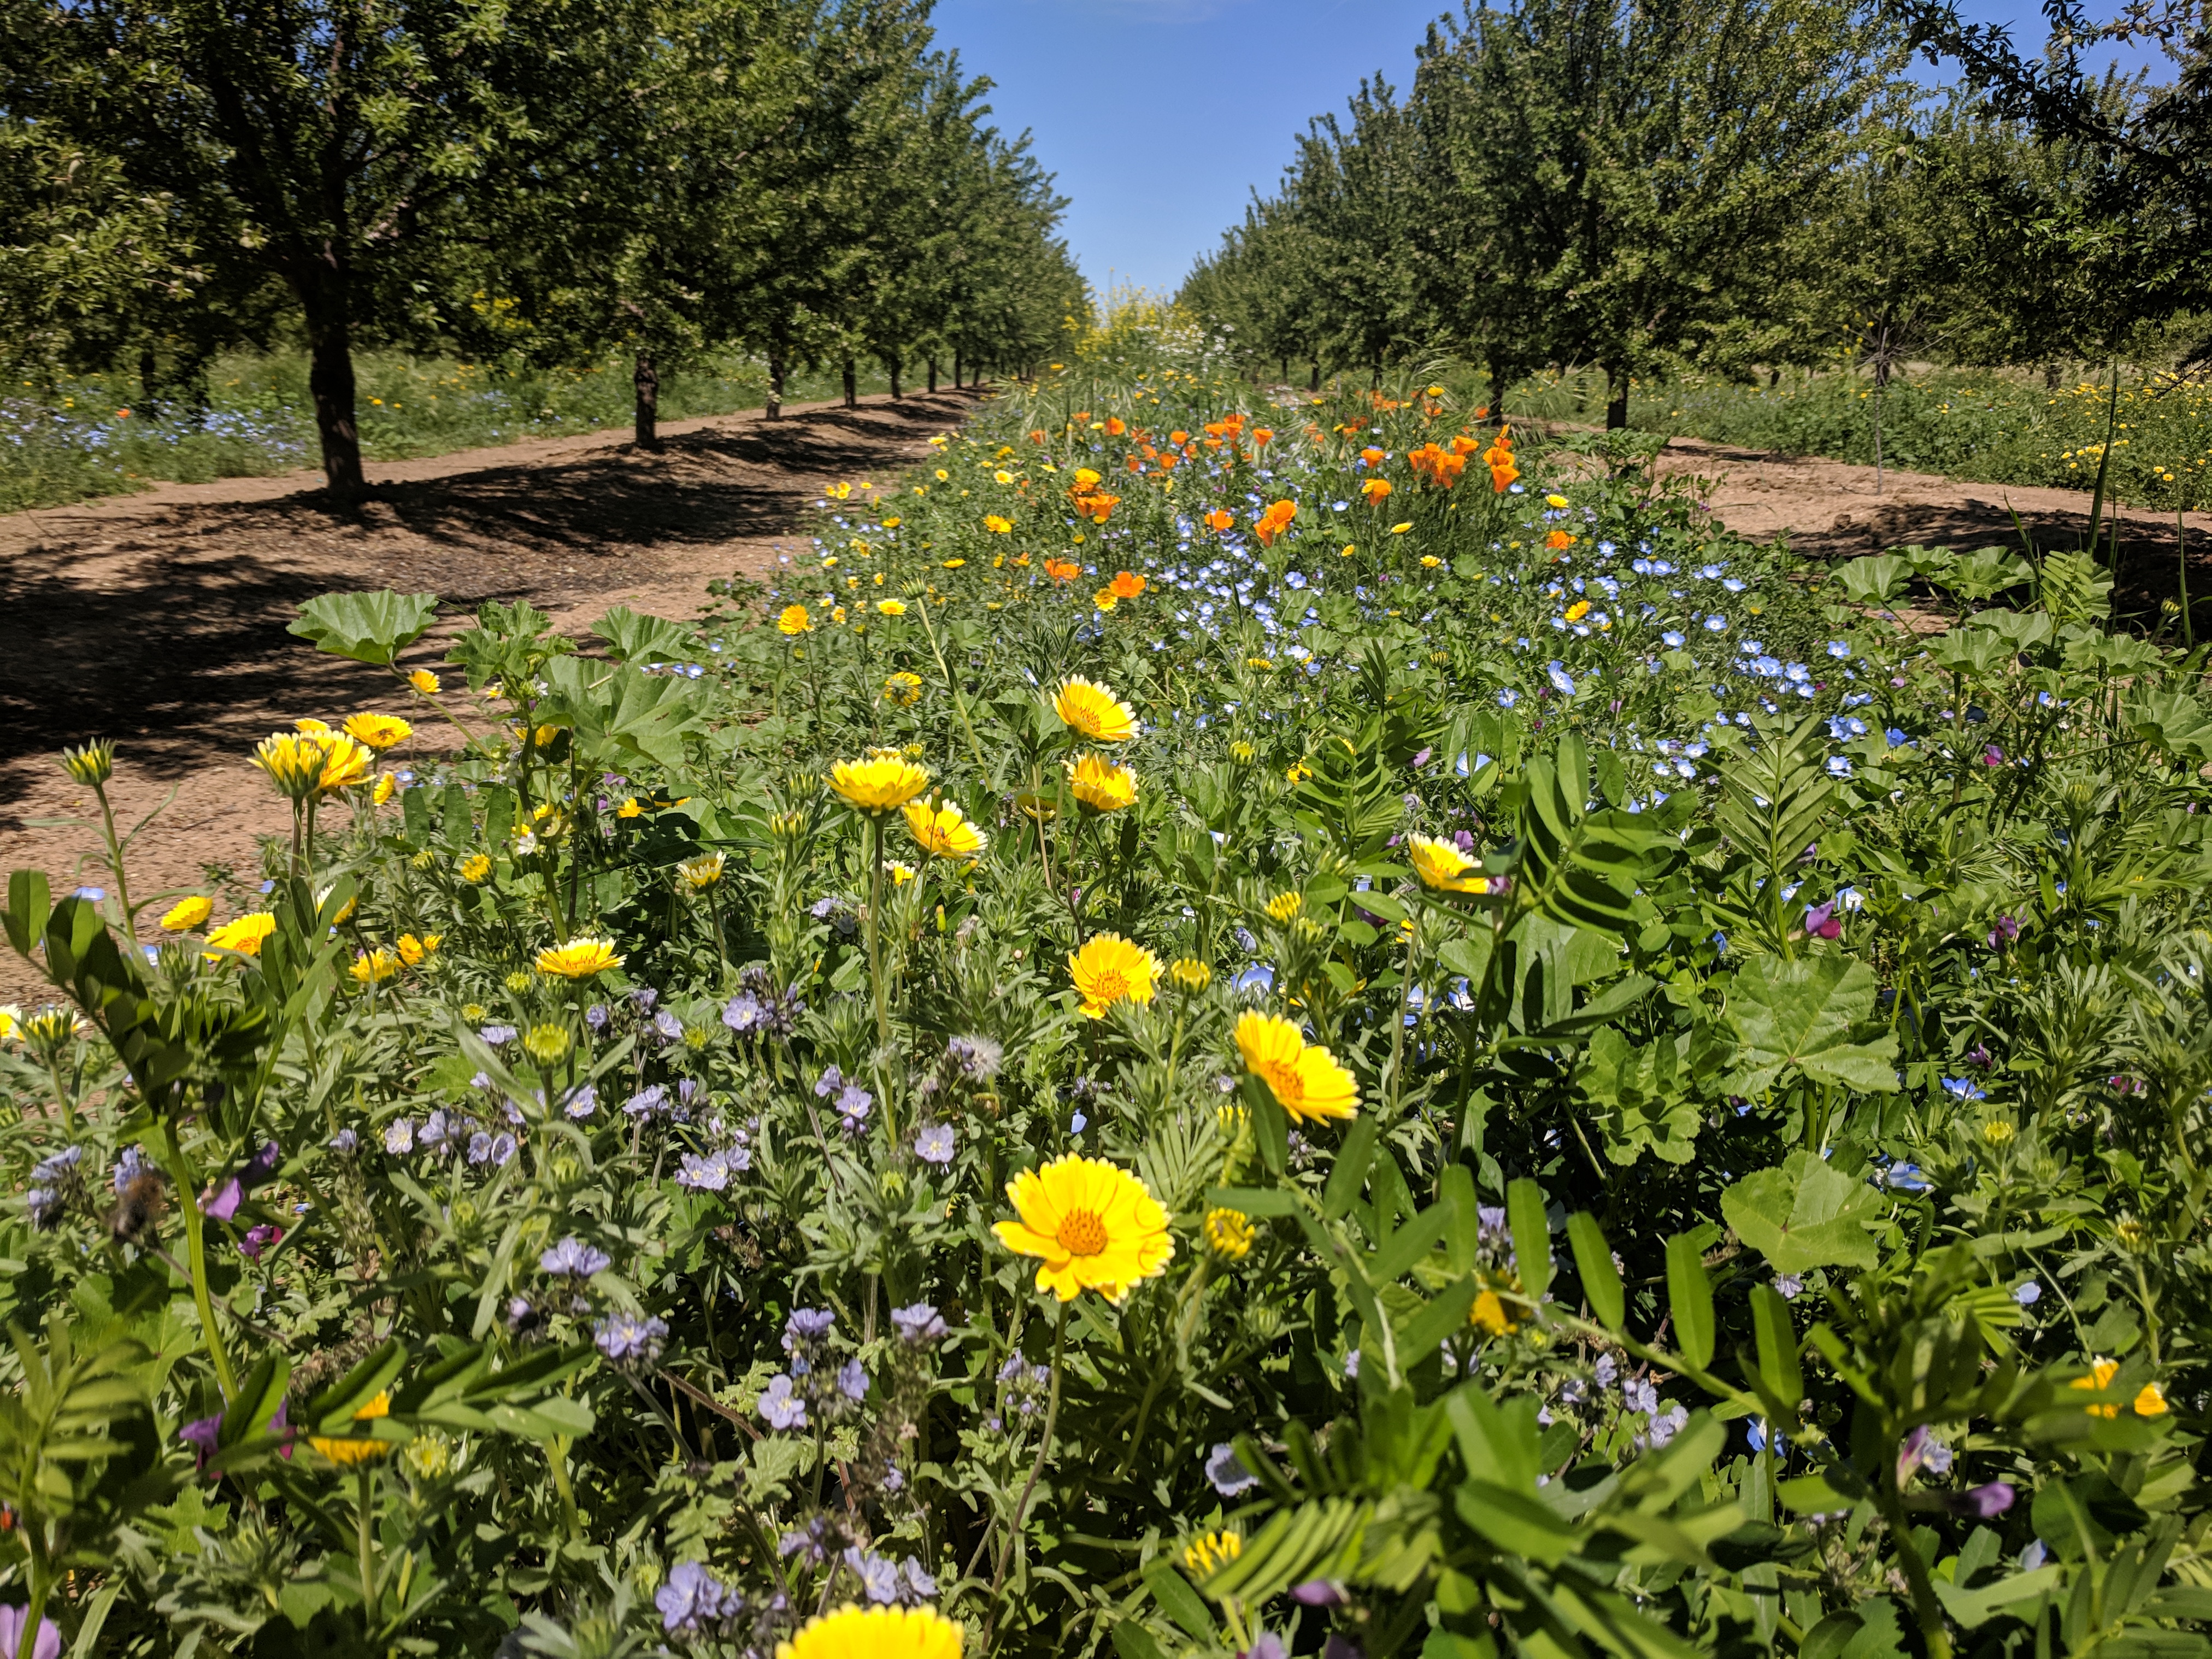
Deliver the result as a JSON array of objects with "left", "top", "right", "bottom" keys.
[{"left": 1057, "top": 1208, "right": 1108, "bottom": 1257}]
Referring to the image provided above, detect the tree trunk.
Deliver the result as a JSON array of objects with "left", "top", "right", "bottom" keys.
[
  {"left": 137, "top": 346, "right": 158, "bottom": 413},
  {"left": 633, "top": 349, "right": 661, "bottom": 450},
  {"left": 304, "top": 302, "right": 366, "bottom": 498},
  {"left": 953, "top": 350, "right": 962, "bottom": 389},
  {"left": 766, "top": 348, "right": 784, "bottom": 420},
  {"left": 1604, "top": 363, "right": 1628, "bottom": 431},
  {"left": 928, "top": 357, "right": 938, "bottom": 393},
  {"left": 1488, "top": 358, "right": 1506, "bottom": 423},
  {"left": 887, "top": 356, "right": 902, "bottom": 400},
  {"left": 2045, "top": 361, "right": 2062, "bottom": 390},
  {"left": 1309, "top": 361, "right": 1320, "bottom": 391},
  {"left": 842, "top": 357, "right": 857, "bottom": 409}
]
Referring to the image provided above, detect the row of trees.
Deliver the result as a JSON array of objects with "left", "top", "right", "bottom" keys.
[
  {"left": 0, "top": 0, "right": 1085, "bottom": 492},
  {"left": 1178, "top": 0, "right": 2212, "bottom": 424}
]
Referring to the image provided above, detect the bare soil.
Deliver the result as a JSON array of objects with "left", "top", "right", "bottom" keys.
[
  {"left": 1, "top": 409, "right": 2199, "bottom": 1004},
  {"left": 0, "top": 390, "right": 975, "bottom": 1002}
]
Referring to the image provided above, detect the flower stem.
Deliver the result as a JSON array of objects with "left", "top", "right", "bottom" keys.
[
  {"left": 357, "top": 1463, "right": 379, "bottom": 1627},
  {"left": 984, "top": 1301, "right": 1067, "bottom": 1650},
  {"left": 160, "top": 1125, "right": 237, "bottom": 1402}
]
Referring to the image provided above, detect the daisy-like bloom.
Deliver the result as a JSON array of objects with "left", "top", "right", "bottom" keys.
[
  {"left": 408, "top": 668, "right": 442, "bottom": 695},
  {"left": 1545, "top": 492, "right": 1569, "bottom": 508},
  {"left": 1182, "top": 1530, "right": 1242, "bottom": 1578},
  {"left": 829, "top": 751, "right": 931, "bottom": 814},
  {"left": 161, "top": 895, "right": 213, "bottom": 931},
  {"left": 2072, "top": 1357, "right": 2123, "bottom": 1418},
  {"left": 0, "top": 1005, "right": 21, "bottom": 1042},
  {"left": 904, "top": 798, "right": 987, "bottom": 860},
  {"left": 294, "top": 717, "right": 332, "bottom": 734},
  {"left": 1235, "top": 1010, "right": 1360, "bottom": 1123},
  {"left": 350, "top": 948, "right": 401, "bottom": 985},
  {"left": 396, "top": 932, "right": 440, "bottom": 966},
  {"left": 678, "top": 852, "right": 726, "bottom": 890},
  {"left": 204, "top": 912, "right": 278, "bottom": 960},
  {"left": 343, "top": 713, "right": 412, "bottom": 751},
  {"left": 1563, "top": 600, "right": 1590, "bottom": 623},
  {"left": 1204, "top": 1207, "right": 1255, "bottom": 1260},
  {"left": 876, "top": 599, "right": 907, "bottom": 617},
  {"left": 1471, "top": 1281, "right": 1520, "bottom": 1336},
  {"left": 983, "top": 514, "right": 1013, "bottom": 534},
  {"left": 1108, "top": 570, "right": 1146, "bottom": 599},
  {"left": 372, "top": 771, "right": 397, "bottom": 805},
  {"left": 536, "top": 937, "right": 624, "bottom": 979},
  {"left": 887, "top": 860, "right": 916, "bottom": 886},
  {"left": 1068, "top": 754, "right": 1137, "bottom": 812},
  {"left": 1407, "top": 834, "right": 1493, "bottom": 896},
  {"left": 250, "top": 732, "right": 334, "bottom": 800},
  {"left": 1092, "top": 588, "right": 1119, "bottom": 612},
  {"left": 317, "top": 734, "right": 372, "bottom": 792},
  {"left": 883, "top": 670, "right": 924, "bottom": 706},
  {"left": 1545, "top": 530, "right": 1573, "bottom": 551},
  {"left": 992, "top": 1154, "right": 1173, "bottom": 1303},
  {"left": 1068, "top": 932, "right": 1160, "bottom": 1017},
  {"left": 776, "top": 1605, "right": 966, "bottom": 1659},
  {"left": 459, "top": 853, "right": 492, "bottom": 882},
  {"left": 615, "top": 798, "right": 644, "bottom": 820},
  {"left": 1168, "top": 958, "right": 1211, "bottom": 993},
  {"left": 1052, "top": 678, "right": 1137, "bottom": 743},
  {"left": 310, "top": 1390, "right": 395, "bottom": 1465},
  {"left": 777, "top": 604, "right": 813, "bottom": 636}
]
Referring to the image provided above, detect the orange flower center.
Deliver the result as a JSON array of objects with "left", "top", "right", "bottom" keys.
[
  {"left": 1257, "top": 1058, "right": 1303, "bottom": 1110},
  {"left": 1087, "top": 968, "right": 1129, "bottom": 1004},
  {"left": 1057, "top": 1208, "right": 1108, "bottom": 1257}
]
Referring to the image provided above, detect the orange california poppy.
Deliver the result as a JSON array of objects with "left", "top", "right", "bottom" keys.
[
  {"left": 1203, "top": 509, "right": 1234, "bottom": 533},
  {"left": 1073, "top": 411, "right": 1091, "bottom": 423},
  {"left": 1104, "top": 416, "right": 1126, "bottom": 436},
  {"left": 1109, "top": 570, "right": 1146, "bottom": 598},
  {"left": 1545, "top": 529, "right": 1573, "bottom": 550},
  {"left": 1028, "top": 428, "right": 1047, "bottom": 445},
  {"left": 1252, "top": 427, "right": 1273, "bottom": 448},
  {"left": 1044, "top": 558, "right": 1082, "bottom": 582},
  {"left": 1168, "top": 430, "right": 1190, "bottom": 446},
  {"left": 1361, "top": 478, "right": 1392, "bottom": 504},
  {"left": 1360, "top": 446, "right": 1386, "bottom": 468},
  {"left": 1254, "top": 500, "right": 1298, "bottom": 546}
]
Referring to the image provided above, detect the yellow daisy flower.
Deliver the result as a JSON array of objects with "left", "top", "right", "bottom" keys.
[
  {"left": 343, "top": 713, "right": 412, "bottom": 751},
  {"left": 311, "top": 1390, "right": 396, "bottom": 1465},
  {"left": 904, "top": 799, "right": 987, "bottom": 860},
  {"left": 992, "top": 1154, "right": 1173, "bottom": 1303},
  {"left": 535, "top": 937, "right": 623, "bottom": 979},
  {"left": 1067, "top": 754, "right": 1137, "bottom": 812},
  {"left": 777, "top": 604, "right": 814, "bottom": 636},
  {"left": 776, "top": 1605, "right": 965, "bottom": 1659},
  {"left": 829, "top": 752, "right": 931, "bottom": 814},
  {"left": 1204, "top": 1207, "right": 1255, "bottom": 1260},
  {"left": 204, "top": 913, "right": 278, "bottom": 960},
  {"left": 1052, "top": 677, "right": 1136, "bottom": 743},
  {"left": 1068, "top": 932, "right": 1159, "bottom": 1017},
  {"left": 350, "top": 948, "right": 401, "bottom": 985},
  {"left": 1407, "top": 834, "right": 1493, "bottom": 895},
  {"left": 396, "top": 932, "right": 440, "bottom": 966},
  {"left": 161, "top": 895, "right": 213, "bottom": 931},
  {"left": 1234, "top": 1010, "right": 1359, "bottom": 1123},
  {"left": 459, "top": 853, "right": 492, "bottom": 882},
  {"left": 408, "top": 669, "right": 442, "bottom": 695}
]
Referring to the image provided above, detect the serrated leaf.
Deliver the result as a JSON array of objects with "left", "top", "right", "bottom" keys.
[
  {"left": 1721, "top": 1150, "right": 1884, "bottom": 1273},
  {"left": 1722, "top": 954, "right": 1899, "bottom": 1097},
  {"left": 288, "top": 591, "right": 438, "bottom": 666}
]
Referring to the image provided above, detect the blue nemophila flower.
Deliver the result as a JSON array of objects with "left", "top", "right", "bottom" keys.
[
  {"left": 1886, "top": 727, "right": 1913, "bottom": 748},
  {"left": 1942, "top": 1076, "right": 1987, "bottom": 1102},
  {"left": 593, "top": 1312, "right": 667, "bottom": 1364},
  {"left": 1704, "top": 615, "right": 1728, "bottom": 632},
  {"left": 2014, "top": 1280, "right": 2042, "bottom": 1305},
  {"left": 540, "top": 1236, "right": 611, "bottom": 1278},
  {"left": 1826, "top": 756, "right": 1852, "bottom": 778},
  {"left": 1496, "top": 688, "right": 1519, "bottom": 708},
  {"left": 1879, "top": 1161, "right": 1933, "bottom": 1193},
  {"left": 1662, "top": 630, "right": 1686, "bottom": 648},
  {"left": 1827, "top": 640, "right": 1851, "bottom": 657},
  {"left": 1205, "top": 1442, "right": 1260, "bottom": 1496}
]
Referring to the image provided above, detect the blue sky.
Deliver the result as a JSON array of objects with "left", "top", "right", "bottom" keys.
[{"left": 928, "top": 1, "right": 2168, "bottom": 298}]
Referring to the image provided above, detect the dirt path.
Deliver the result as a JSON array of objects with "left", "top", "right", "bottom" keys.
[
  {"left": 0, "top": 390, "right": 974, "bottom": 1002},
  {"left": 1655, "top": 436, "right": 2212, "bottom": 612}
]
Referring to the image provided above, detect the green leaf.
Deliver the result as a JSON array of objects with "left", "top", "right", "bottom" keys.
[
  {"left": 1578, "top": 1026, "right": 1702, "bottom": 1166},
  {"left": 306, "top": 1337, "right": 407, "bottom": 1433},
  {"left": 1748, "top": 1284, "right": 1803, "bottom": 1414},
  {"left": 2039, "top": 549, "right": 2113, "bottom": 623},
  {"left": 1835, "top": 554, "right": 1909, "bottom": 608},
  {"left": 1141, "top": 1558, "right": 1216, "bottom": 1640},
  {"left": 1666, "top": 1234, "right": 1714, "bottom": 1368},
  {"left": 1721, "top": 1150, "right": 1884, "bottom": 1273},
  {"left": 592, "top": 605, "right": 704, "bottom": 666},
  {"left": 1323, "top": 1120, "right": 1380, "bottom": 1220},
  {"left": 1507, "top": 1177, "right": 1551, "bottom": 1301},
  {"left": 538, "top": 652, "right": 708, "bottom": 771},
  {"left": 1722, "top": 954, "right": 1899, "bottom": 1097},
  {"left": 1567, "top": 1212, "right": 1624, "bottom": 1328},
  {"left": 288, "top": 590, "right": 438, "bottom": 666}
]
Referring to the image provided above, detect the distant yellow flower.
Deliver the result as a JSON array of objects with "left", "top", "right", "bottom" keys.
[
  {"left": 992, "top": 1154, "right": 1173, "bottom": 1303},
  {"left": 1052, "top": 678, "right": 1137, "bottom": 743},
  {"left": 1390, "top": 522, "right": 1414, "bottom": 534},
  {"left": 310, "top": 1390, "right": 395, "bottom": 1465},
  {"left": 1407, "top": 834, "right": 1492, "bottom": 895},
  {"left": 1204, "top": 1207, "right": 1255, "bottom": 1260},
  {"left": 1545, "top": 493, "right": 1569, "bottom": 509},
  {"left": 877, "top": 599, "right": 908, "bottom": 617},
  {"left": 1168, "top": 958, "right": 1212, "bottom": 993},
  {"left": 778, "top": 604, "right": 814, "bottom": 636},
  {"left": 161, "top": 896, "right": 213, "bottom": 931},
  {"left": 372, "top": 770, "right": 397, "bottom": 806},
  {"left": 2073, "top": 1357, "right": 2122, "bottom": 1418},
  {"left": 983, "top": 515, "right": 1013, "bottom": 534},
  {"left": 408, "top": 669, "right": 442, "bottom": 695},
  {"left": 460, "top": 853, "right": 492, "bottom": 883},
  {"left": 1471, "top": 1286, "right": 1519, "bottom": 1336},
  {"left": 1563, "top": 600, "right": 1590, "bottom": 623},
  {"left": 616, "top": 798, "right": 643, "bottom": 820},
  {"left": 830, "top": 752, "right": 931, "bottom": 814},
  {"left": 204, "top": 912, "right": 278, "bottom": 960},
  {"left": 777, "top": 1605, "right": 966, "bottom": 1659},
  {"left": 1068, "top": 932, "right": 1160, "bottom": 1017},
  {"left": 884, "top": 671, "right": 925, "bottom": 706},
  {"left": 396, "top": 932, "right": 440, "bottom": 966},
  {"left": 350, "top": 948, "right": 401, "bottom": 985},
  {"left": 2137, "top": 1381, "right": 2170, "bottom": 1417},
  {"left": 886, "top": 860, "right": 916, "bottom": 886},
  {"left": 1235, "top": 1010, "right": 1359, "bottom": 1123},
  {"left": 536, "top": 937, "right": 623, "bottom": 979},
  {"left": 1264, "top": 891, "right": 1303, "bottom": 923},
  {"left": 343, "top": 713, "right": 412, "bottom": 751},
  {"left": 1182, "top": 1529, "right": 1242, "bottom": 1578},
  {"left": 904, "top": 798, "right": 987, "bottom": 860},
  {"left": 1068, "top": 754, "right": 1137, "bottom": 812},
  {"left": 293, "top": 717, "right": 332, "bottom": 734},
  {"left": 678, "top": 852, "right": 726, "bottom": 890},
  {"left": 993, "top": 469, "right": 1015, "bottom": 484},
  {"left": 1092, "top": 588, "right": 1119, "bottom": 612},
  {"left": 1421, "top": 555, "right": 1442, "bottom": 568},
  {"left": 0, "top": 1006, "right": 18, "bottom": 1043}
]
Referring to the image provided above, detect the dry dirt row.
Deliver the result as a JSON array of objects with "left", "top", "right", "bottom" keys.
[{"left": 2, "top": 404, "right": 2204, "bottom": 1004}]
